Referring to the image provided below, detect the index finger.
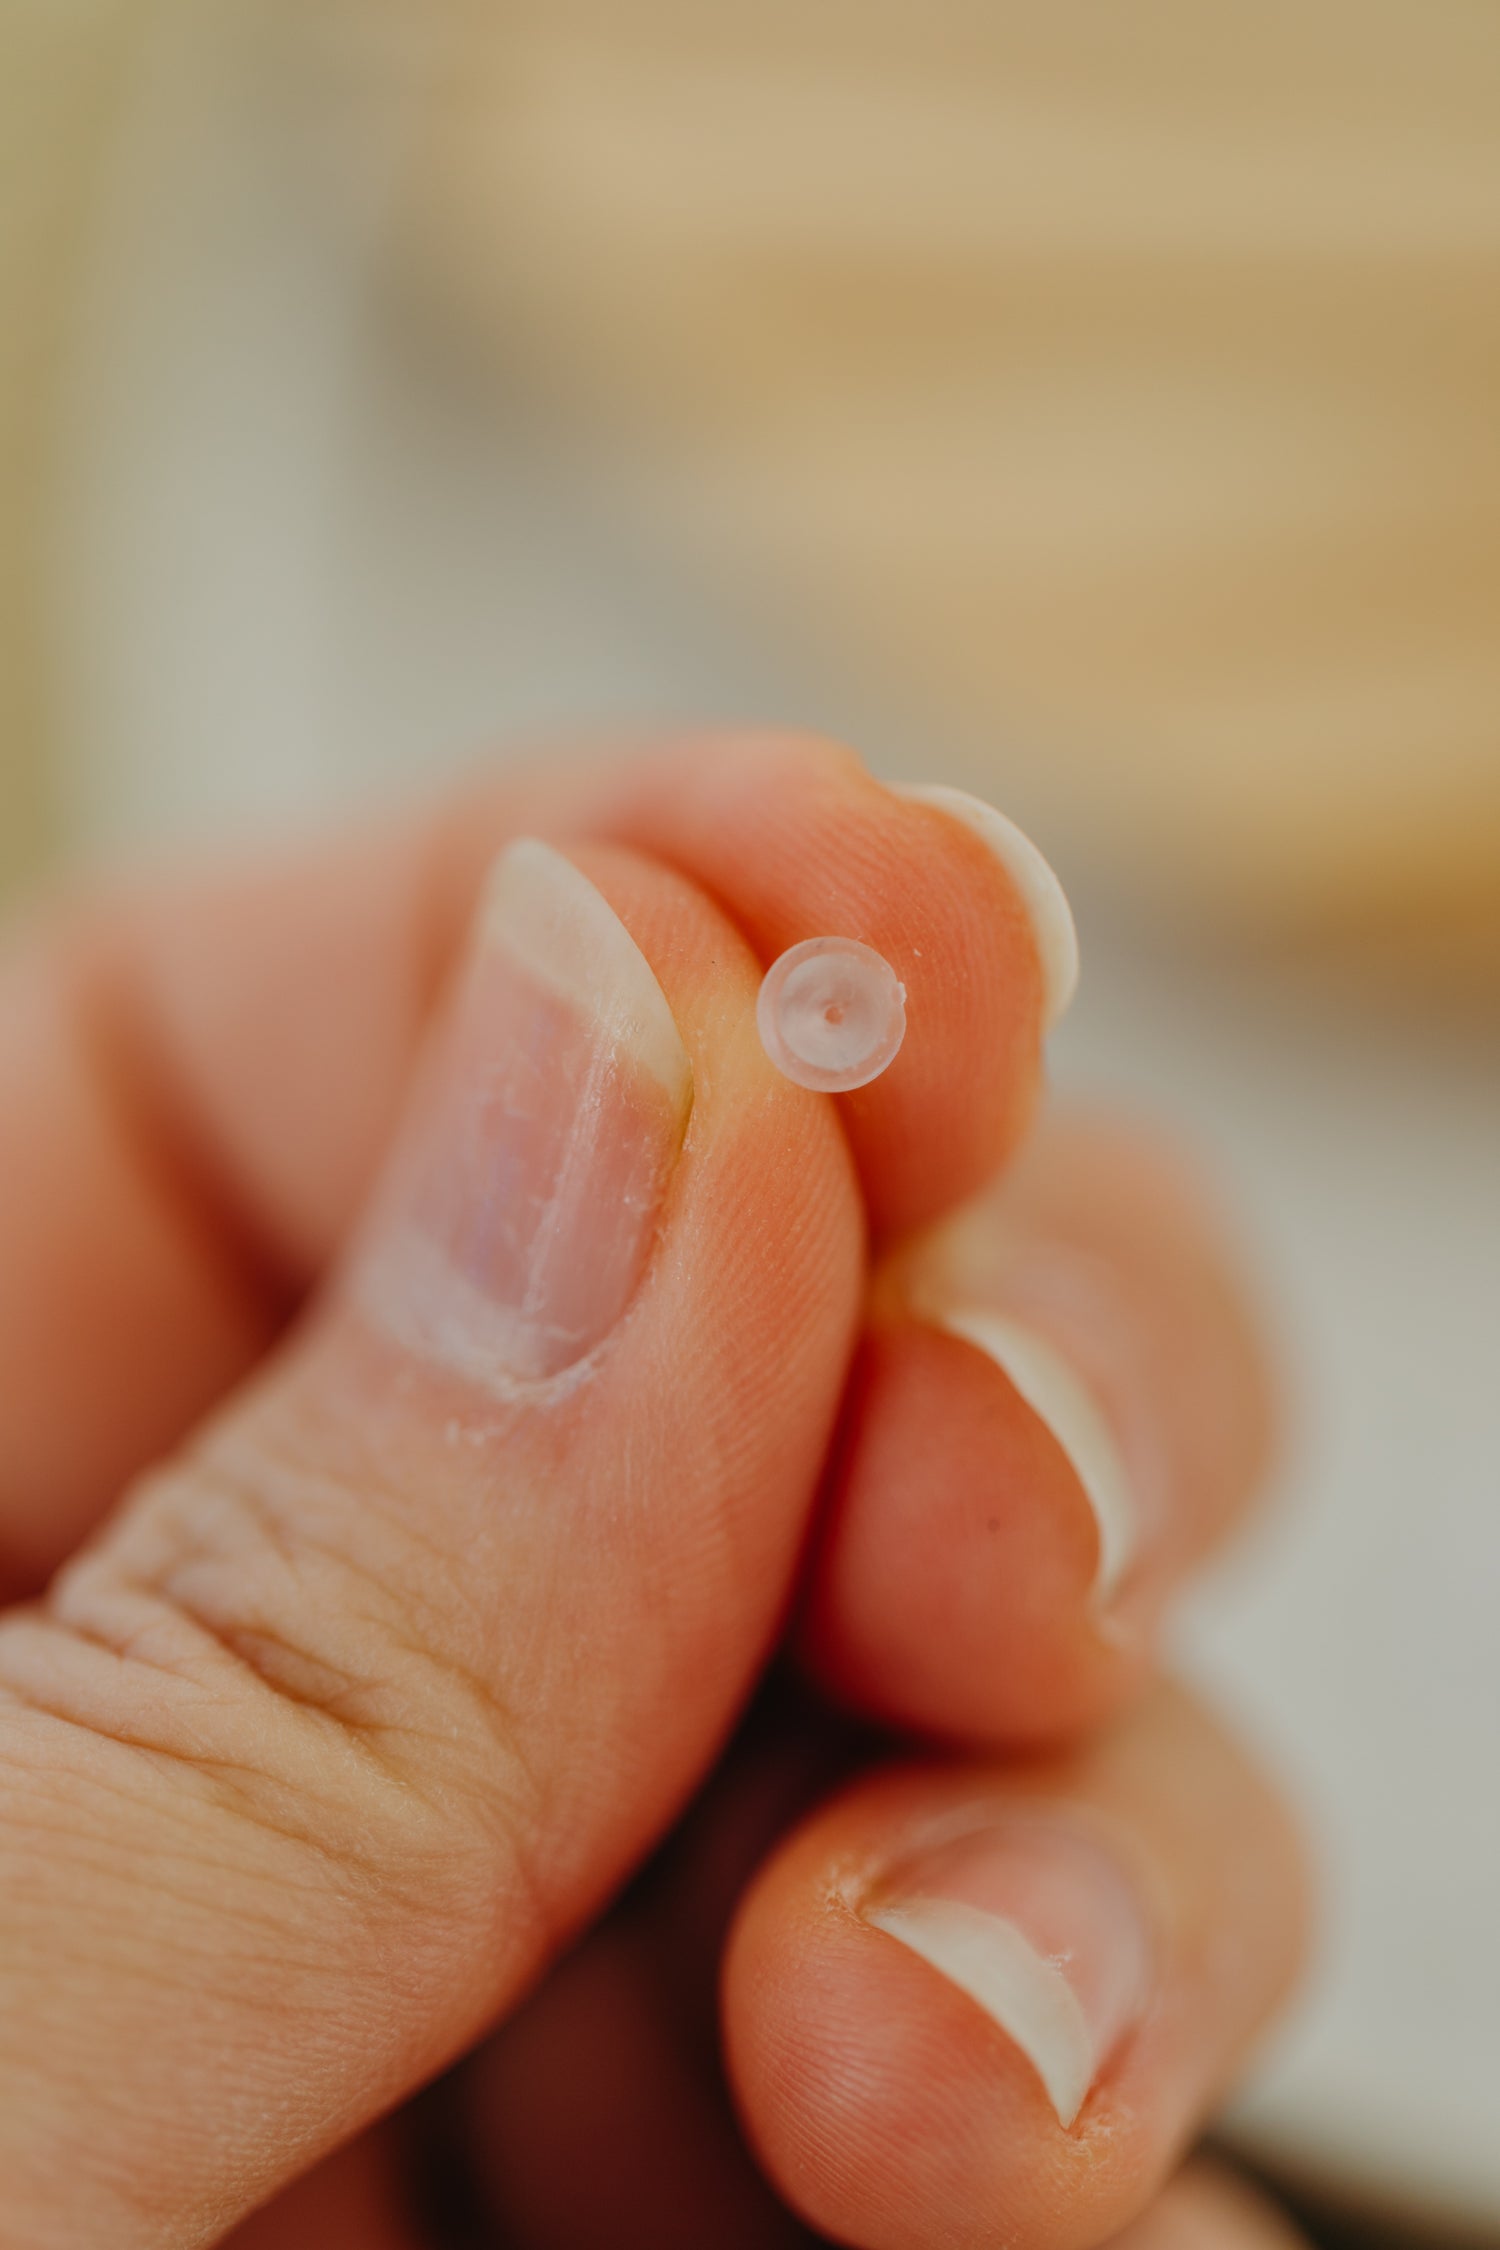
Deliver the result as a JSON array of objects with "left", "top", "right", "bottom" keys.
[
  {"left": 582, "top": 734, "right": 1073, "bottom": 1237},
  {"left": 0, "top": 732, "right": 1068, "bottom": 1588}
]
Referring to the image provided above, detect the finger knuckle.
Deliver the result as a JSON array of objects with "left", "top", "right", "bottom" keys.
[{"left": 0, "top": 1434, "right": 550, "bottom": 1954}]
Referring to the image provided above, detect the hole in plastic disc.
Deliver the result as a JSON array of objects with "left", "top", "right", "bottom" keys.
[{"left": 756, "top": 937, "right": 907, "bottom": 1093}]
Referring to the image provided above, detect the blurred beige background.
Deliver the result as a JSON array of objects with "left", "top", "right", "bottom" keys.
[
  {"left": 0, "top": 1, "right": 144, "bottom": 896},
  {"left": 404, "top": 0, "right": 1500, "bottom": 970},
  {"left": 3, "top": 1, "right": 1499, "bottom": 2239}
]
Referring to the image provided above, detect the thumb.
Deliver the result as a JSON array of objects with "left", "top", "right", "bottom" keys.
[{"left": 0, "top": 839, "right": 860, "bottom": 2249}]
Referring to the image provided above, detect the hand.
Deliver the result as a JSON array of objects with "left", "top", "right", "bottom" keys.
[{"left": 0, "top": 735, "right": 1307, "bottom": 2247}]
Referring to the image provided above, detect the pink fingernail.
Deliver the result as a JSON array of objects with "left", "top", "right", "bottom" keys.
[
  {"left": 356, "top": 839, "right": 692, "bottom": 1386},
  {"left": 863, "top": 1815, "right": 1152, "bottom": 2128}
]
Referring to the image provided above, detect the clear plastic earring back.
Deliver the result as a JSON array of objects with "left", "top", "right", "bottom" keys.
[{"left": 756, "top": 937, "right": 907, "bottom": 1093}]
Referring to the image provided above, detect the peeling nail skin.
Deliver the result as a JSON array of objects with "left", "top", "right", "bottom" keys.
[{"left": 893, "top": 783, "right": 1079, "bottom": 1028}]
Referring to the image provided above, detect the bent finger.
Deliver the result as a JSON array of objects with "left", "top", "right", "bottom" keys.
[
  {"left": 802, "top": 1112, "right": 1278, "bottom": 1741},
  {"left": 724, "top": 1684, "right": 1308, "bottom": 2250}
]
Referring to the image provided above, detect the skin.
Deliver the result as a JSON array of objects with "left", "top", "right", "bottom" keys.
[{"left": 0, "top": 734, "right": 1311, "bottom": 2248}]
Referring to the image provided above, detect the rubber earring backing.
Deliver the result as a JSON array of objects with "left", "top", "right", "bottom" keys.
[{"left": 756, "top": 937, "right": 907, "bottom": 1093}]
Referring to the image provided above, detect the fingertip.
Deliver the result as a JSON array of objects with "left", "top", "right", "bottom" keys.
[
  {"left": 891, "top": 782, "right": 1079, "bottom": 1029},
  {"left": 801, "top": 1320, "right": 1136, "bottom": 1746},
  {"left": 801, "top": 1111, "right": 1281, "bottom": 1748},
  {"left": 724, "top": 1697, "right": 1307, "bottom": 2250},
  {"left": 723, "top": 1772, "right": 1157, "bottom": 2250},
  {"left": 600, "top": 733, "right": 1058, "bottom": 1236}
]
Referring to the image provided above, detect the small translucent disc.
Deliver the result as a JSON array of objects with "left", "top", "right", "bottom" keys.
[{"left": 756, "top": 937, "right": 907, "bottom": 1093}]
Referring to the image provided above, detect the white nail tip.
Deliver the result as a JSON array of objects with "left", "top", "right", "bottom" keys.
[
  {"left": 483, "top": 839, "right": 691, "bottom": 1110},
  {"left": 894, "top": 784, "right": 1079, "bottom": 1028},
  {"left": 936, "top": 1310, "right": 1135, "bottom": 1602},
  {"left": 866, "top": 1898, "right": 1096, "bottom": 2127}
]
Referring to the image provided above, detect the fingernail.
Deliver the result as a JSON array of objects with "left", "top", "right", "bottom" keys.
[
  {"left": 893, "top": 783, "right": 1078, "bottom": 1028},
  {"left": 933, "top": 1307, "right": 1135, "bottom": 1603},
  {"left": 904, "top": 1213, "right": 1139, "bottom": 1604},
  {"left": 357, "top": 838, "right": 692, "bottom": 1385},
  {"left": 862, "top": 1815, "right": 1152, "bottom": 2128}
]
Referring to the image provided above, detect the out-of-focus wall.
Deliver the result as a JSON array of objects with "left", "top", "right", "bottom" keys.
[
  {"left": 17, "top": 0, "right": 1500, "bottom": 979},
  {"left": 389, "top": 0, "right": 1500, "bottom": 977},
  {"left": 0, "top": 0, "right": 157, "bottom": 901}
]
